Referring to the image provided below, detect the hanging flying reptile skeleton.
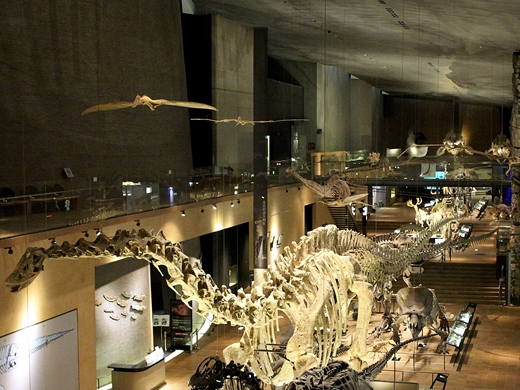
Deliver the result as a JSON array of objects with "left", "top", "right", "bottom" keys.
[
  {"left": 191, "top": 116, "right": 309, "bottom": 126},
  {"left": 81, "top": 94, "right": 218, "bottom": 115},
  {"left": 4, "top": 218, "right": 493, "bottom": 386}
]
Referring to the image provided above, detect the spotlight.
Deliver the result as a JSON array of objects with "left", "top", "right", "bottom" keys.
[
  {"left": 49, "top": 238, "right": 56, "bottom": 244},
  {"left": 237, "top": 199, "right": 240, "bottom": 204},
  {"left": 181, "top": 210, "right": 186, "bottom": 216},
  {"left": 286, "top": 189, "right": 289, "bottom": 193},
  {"left": 201, "top": 208, "right": 204, "bottom": 213},
  {"left": 135, "top": 219, "right": 141, "bottom": 226},
  {"left": 5, "top": 247, "right": 13, "bottom": 254},
  {"left": 212, "top": 204, "right": 217, "bottom": 210},
  {"left": 96, "top": 228, "right": 102, "bottom": 236},
  {"left": 298, "top": 186, "right": 301, "bottom": 190},
  {"left": 82, "top": 230, "right": 89, "bottom": 237},
  {"left": 231, "top": 202, "right": 234, "bottom": 208}
]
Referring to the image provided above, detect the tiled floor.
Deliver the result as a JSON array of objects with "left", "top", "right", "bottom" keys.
[{"left": 163, "top": 204, "right": 519, "bottom": 390}]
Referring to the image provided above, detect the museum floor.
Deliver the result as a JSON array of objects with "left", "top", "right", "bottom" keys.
[{"left": 161, "top": 204, "right": 520, "bottom": 390}]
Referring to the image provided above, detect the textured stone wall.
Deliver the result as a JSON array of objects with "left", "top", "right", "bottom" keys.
[
  {"left": 316, "top": 64, "right": 351, "bottom": 152},
  {"left": 0, "top": 0, "right": 192, "bottom": 188},
  {"left": 212, "top": 14, "right": 254, "bottom": 168}
]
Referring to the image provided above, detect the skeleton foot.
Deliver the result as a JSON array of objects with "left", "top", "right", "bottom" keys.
[{"left": 435, "top": 341, "right": 450, "bottom": 354}]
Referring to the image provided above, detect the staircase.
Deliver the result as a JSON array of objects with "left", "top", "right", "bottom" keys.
[
  {"left": 328, "top": 205, "right": 359, "bottom": 231},
  {"left": 392, "top": 261, "right": 502, "bottom": 305}
]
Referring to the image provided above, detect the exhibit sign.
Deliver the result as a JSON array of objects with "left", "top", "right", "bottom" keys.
[
  {"left": 170, "top": 300, "right": 192, "bottom": 350},
  {"left": 0, "top": 310, "right": 78, "bottom": 390}
]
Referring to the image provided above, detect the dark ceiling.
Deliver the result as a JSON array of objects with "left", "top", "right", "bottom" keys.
[{"left": 191, "top": 0, "right": 520, "bottom": 106}]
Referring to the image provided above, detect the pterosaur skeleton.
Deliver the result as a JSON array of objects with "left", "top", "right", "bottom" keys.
[
  {"left": 82, "top": 94, "right": 218, "bottom": 115},
  {"left": 191, "top": 116, "right": 308, "bottom": 126}
]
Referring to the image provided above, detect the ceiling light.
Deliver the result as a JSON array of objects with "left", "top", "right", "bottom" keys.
[
  {"left": 201, "top": 208, "right": 204, "bottom": 213},
  {"left": 135, "top": 219, "right": 141, "bottom": 226},
  {"left": 82, "top": 230, "right": 89, "bottom": 237},
  {"left": 237, "top": 199, "right": 240, "bottom": 204},
  {"left": 5, "top": 247, "right": 13, "bottom": 254},
  {"left": 49, "top": 238, "right": 56, "bottom": 244},
  {"left": 181, "top": 210, "right": 186, "bottom": 216},
  {"left": 212, "top": 204, "right": 217, "bottom": 210},
  {"left": 96, "top": 228, "right": 102, "bottom": 236},
  {"left": 231, "top": 202, "right": 234, "bottom": 208}
]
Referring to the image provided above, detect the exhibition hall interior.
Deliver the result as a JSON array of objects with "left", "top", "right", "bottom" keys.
[{"left": 2, "top": 1, "right": 520, "bottom": 389}]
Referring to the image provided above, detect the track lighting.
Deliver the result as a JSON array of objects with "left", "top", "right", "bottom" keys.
[
  {"left": 49, "top": 238, "right": 56, "bottom": 244},
  {"left": 82, "top": 230, "right": 89, "bottom": 237},
  {"left": 5, "top": 247, "right": 13, "bottom": 254},
  {"left": 135, "top": 219, "right": 141, "bottom": 226},
  {"left": 212, "top": 204, "right": 217, "bottom": 210},
  {"left": 181, "top": 210, "right": 186, "bottom": 216},
  {"left": 231, "top": 202, "right": 234, "bottom": 208},
  {"left": 96, "top": 228, "right": 102, "bottom": 236}
]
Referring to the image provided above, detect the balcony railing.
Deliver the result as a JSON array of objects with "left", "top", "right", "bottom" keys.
[{"left": 0, "top": 153, "right": 511, "bottom": 241}]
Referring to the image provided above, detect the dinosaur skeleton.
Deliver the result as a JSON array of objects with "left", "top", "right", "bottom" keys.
[
  {"left": 5, "top": 218, "right": 461, "bottom": 386},
  {"left": 390, "top": 286, "right": 450, "bottom": 354},
  {"left": 285, "top": 168, "right": 367, "bottom": 206},
  {"left": 286, "top": 334, "right": 435, "bottom": 390},
  {"left": 81, "top": 94, "right": 217, "bottom": 115}
]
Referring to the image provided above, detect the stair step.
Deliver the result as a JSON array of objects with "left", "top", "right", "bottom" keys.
[{"left": 389, "top": 260, "right": 500, "bottom": 306}]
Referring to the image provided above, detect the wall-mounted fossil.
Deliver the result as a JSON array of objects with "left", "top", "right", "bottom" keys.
[
  {"left": 132, "top": 294, "right": 145, "bottom": 302},
  {"left": 116, "top": 299, "right": 128, "bottom": 308},
  {"left": 103, "top": 294, "right": 118, "bottom": 302}
]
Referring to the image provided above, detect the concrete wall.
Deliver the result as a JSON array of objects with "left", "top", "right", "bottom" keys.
[
  {"left": 0, "top": 0, "right": 192, "bottom": 190},
  {"left": 350, "top": 79, "right": 375, "bottom": 151},
  {"left": 317, "top": 64, "right": 351, "bottom": 152},
  {"left": 380, "top": 96, "right": 501, "bottom": 156},
  {"left": 212, "top": 15, "right": 254, "bottom": 168},
  {"left": 270, "top": 60, "right": 318, "bottom": 158}
]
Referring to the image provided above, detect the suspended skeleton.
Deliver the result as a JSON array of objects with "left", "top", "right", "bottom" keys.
[
  {"left": 81, "top": 94, "right": 217, "bottom": 115},
  {"left": 285, "top": 168, "right": 367, "bottom": 206},
  {"left": 191, "top": 116, "right": 308, "bottom": 126}
]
